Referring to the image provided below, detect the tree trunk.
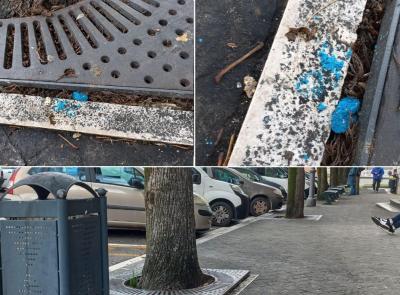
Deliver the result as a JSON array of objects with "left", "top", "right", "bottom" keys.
[
  {"left": 330, "top": 168, "right": 339, "bottom": 187},
  {"left": 317, "top": 167, "right": 328, "bottom": 200},
  {"left": 140, "top": 168, "right": 208, "bottom": 290},
  {"left": 338, "top": 168, "right": 350, "bottom": 185},
  {"left": 0, "top": 0, "right": 77, "bottom": 18},
  {"left": 286, "top": 167, "right": 297, "bottom": 218},
  {"left": 286, "top": 167, "right": 304, "bottom": 218}
]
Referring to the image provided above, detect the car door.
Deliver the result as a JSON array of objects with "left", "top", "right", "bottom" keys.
[{"left": 90, "top": 167, "right": 146, "bottom": 228}]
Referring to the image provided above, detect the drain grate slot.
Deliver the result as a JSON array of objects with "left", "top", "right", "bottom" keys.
[
  {"left": 0, "top": 0, "right": 193, "bottom": 97},
  {"left": 4, "top": 24, "right": 15, "bottom": 69}
]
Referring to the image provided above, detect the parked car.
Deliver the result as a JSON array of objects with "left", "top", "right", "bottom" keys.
[
  {"left": 233, "top": 167, "right": 287, "bottom": 200},
  {"left": 252, "top": 168, "right": 317, "bottom": 198},
  {"left": 0, "top": 167, "right": 16, "bottom": 191},
  {"left": 4, "top": 167, "right": 212, "bottom": 232},
  {"left": 192, "top": 167, "right": 249, "bottom": 227},
  {"left": 202, "top": 167, "right": 284, "bottom": 216}
]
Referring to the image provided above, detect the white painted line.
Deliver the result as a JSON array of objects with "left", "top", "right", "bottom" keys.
[
  {"left": 230, "top": 274, "right": 259, "bottom": 295},
  {"left": 259, "top": 214, "right": 323, "bottom": 221},
  {"left": 0, "top": 93, "right": 193, "bottom": 145},
  {"left": 109, "top": 255, "right": 146, "bottom": 272},
  {"left": 229, "top": 0, "right": 368, "bottom": 165},
  {"left": 108, "top": 243, "right": 146, "bottom": 249},
  {"left": 197, "top": 216, "right": 262, "bottom": 245}
]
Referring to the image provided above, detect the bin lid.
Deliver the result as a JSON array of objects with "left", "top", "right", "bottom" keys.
[{"left": 1, "top": 172, "right": 99, "bottom": 200}]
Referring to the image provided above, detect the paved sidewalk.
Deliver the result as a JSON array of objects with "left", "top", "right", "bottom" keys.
[{"left": 197, "top": 190, "right": 400, "bottom": 294}]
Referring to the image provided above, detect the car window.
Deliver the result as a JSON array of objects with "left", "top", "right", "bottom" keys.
[
  {"left": 211, "top": 168, "right": 241, "bottom": 185},
  {"left": 236, "top": 168, "right": 260, "bottom": 182},
  {"left": 94, "top": 167, "right": 144, "bottom": 187},
  {"left": 28, "top": 167, "right": 87, "bottom": 181}
]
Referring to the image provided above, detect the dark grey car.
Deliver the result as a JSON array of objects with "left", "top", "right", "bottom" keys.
[{"left": 202, "top": 167, "right": 284, "bottom": 216}]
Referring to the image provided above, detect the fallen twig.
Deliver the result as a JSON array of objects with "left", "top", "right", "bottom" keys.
[
  {"left": 217, "top": 152, "right": 225, "bottom": 166},
  {"left": 215, "top": 42, "right": 264, "bottom": 84},
  {"left": 223, "top": 134, "right": 236, "bottom": 166},
  {"left": 58, "top": 134, "right": 79, "bottom": 150},
  {"left": 214, "top": 128, "right": 224, "bottom": 147}
]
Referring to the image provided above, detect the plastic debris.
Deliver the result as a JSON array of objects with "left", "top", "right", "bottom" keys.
[
  {"left": 302, "top": 154, "right": 310, "bottom": 161},
  {"left": 317, "top": 102, "right": 327, "bottom": 112},
  {"left": 72, "top": 91, "right": 89, "bottom": 102},
  {"left": 236, "top": 82, "right": 242, "bottom": 88},
  {"left": 331, "top": 97, "right": 360, "bottom": 134}
]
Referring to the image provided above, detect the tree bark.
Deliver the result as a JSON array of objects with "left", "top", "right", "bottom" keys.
[
  {"left": 317, "top": 167, "right": 328, "bottom": 200},
  {"left": 286, "top": 167, "right": 304, "bottom": 218},
  {"left": 0, "top": 0, "right": 78, "bottom": 18},
  {"left": 140, "top": 168, "right": 208, "bottom": 290},
  {"left": 338, "top": 168, "right": 350, "bottom": 185},
  {"left": 330, "top": 168, "right": 339, "bottom": 187}
]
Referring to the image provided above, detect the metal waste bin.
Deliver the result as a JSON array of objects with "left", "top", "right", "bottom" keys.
[{"left": 0, "top": 172, "right": 109, "bottom": 295}]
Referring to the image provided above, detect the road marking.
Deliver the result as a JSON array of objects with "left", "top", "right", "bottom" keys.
[
  {"left": 230, "top": 274, "right": 259, "bottom": 295},
  {"left": 197, "top": 216, "right": 262, "bottom": 245},
  {"left": 108, "top": 243, "right": 146, "bottom": 250},
  {"left": 109, "top": 255, "right": 146, "bottom": 272},
  {"left": 109, "top": 253, "right": 143, "bottom": 257}
]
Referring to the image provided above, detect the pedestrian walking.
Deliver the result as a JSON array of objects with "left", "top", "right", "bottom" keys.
[
  {"left": 371, "top": 167, "right": 384, "bottom": 192},
  {"left": 392, "top": 169, "right": 399, "bottom": 194},
  {"left": 388, "top": 171, "right": 397, "bottom": 194},
  {"left": 372, "top": 215, "right": 400, "bottom": 234},
  {"left": 347, "top": 168, "right": 358, "bottom": 196}
]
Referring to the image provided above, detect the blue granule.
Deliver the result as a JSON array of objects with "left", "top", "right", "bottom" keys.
[
  {"left": 72, "top": 91, "right": 89, "bottom": 102},
  {"left": 331, "top": 97, "right": 360, "bottom": 134}
]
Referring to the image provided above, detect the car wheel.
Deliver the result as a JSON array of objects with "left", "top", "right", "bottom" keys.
[
  {"left": 250, "top": 196, "right": 271, "bottom": 216},
  {"left": 210, "top": 201, "right": 233, "bottom": 227}
]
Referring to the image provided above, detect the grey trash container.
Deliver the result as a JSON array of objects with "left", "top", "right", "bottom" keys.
[{"left": 0, "top": 172, "right": 109, "bottom": 295}]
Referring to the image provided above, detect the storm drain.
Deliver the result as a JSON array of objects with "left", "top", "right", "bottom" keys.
[{"left": 0, "top": 0, "right": 194, "bottom": 97}]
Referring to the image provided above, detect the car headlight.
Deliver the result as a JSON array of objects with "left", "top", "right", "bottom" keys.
[{"left": 230, "top": 184, "right": 245, "bottom": 195}]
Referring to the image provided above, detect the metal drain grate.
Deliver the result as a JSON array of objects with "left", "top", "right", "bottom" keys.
[{"left": 0, "top": 0, "right": 194, "bottom": 97}]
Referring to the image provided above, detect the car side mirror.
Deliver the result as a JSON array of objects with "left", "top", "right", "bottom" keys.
[
  {"left": 129, "top": 178, "right": 144, "bottom": 190},
  {"left": 192, "top": 174, "right": 201, "bottom": 184}
]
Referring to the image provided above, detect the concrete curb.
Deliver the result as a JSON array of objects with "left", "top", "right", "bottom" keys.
[{"left": 0, "top": 93, "right": 193, "bottom": 145}]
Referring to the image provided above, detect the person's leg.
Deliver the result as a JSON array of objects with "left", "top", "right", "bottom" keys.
[
  {"left": 371, "top": 216, "right": 395, "bottom": 233},
  {"left": 377, "top": 179, "right": 381, "bottom": 191},
  {"left": 390, "top": 213, "right": 400, "bottom": 229},
  {"left": 373, "top": 179, "right": 377, "bottom": 191}
]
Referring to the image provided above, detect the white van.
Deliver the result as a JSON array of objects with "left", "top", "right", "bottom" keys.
[{"left": 192, "top": 167, "right": 249, "bottom": 226}]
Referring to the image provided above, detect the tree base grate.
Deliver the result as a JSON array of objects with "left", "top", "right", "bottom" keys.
[
  {"left": 110, "top": 267, "right": 250, "bottom": 295},
  {"left": 0, "top": 0, "right": 193, "bottom": 98}
]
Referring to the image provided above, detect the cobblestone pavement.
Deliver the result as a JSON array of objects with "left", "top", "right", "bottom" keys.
[{"left": 197, "top": 190, "right": 400, "bottom": 294}]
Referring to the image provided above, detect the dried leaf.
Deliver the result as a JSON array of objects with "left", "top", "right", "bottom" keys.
[
  {"left": 286, "top": 27, "right": 316, "bottom": 42},
  {"left": 176, "top": 33, "right": 190, "bottom": 43}
]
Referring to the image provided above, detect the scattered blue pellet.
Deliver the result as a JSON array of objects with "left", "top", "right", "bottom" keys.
[
  {"left": 72, "top": 91, "right": 89, "bottom": 102},
  {"left": 54, "top": 100, "right": 67, "bottom": 112},
  {"left": 331, "top": 97, "right": 360, "bottom": 134},
  {"left": 302, "top": 154, "right": 310, "bottom": 161},
  {"left": 317, "top": 103, "right": 327, "bottom": 112}
]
